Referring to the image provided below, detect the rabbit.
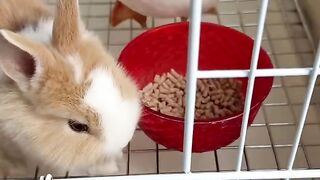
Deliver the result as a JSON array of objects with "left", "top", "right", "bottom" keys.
[{"left": 0, "top": 0, "right": 141, "bottom": 177}]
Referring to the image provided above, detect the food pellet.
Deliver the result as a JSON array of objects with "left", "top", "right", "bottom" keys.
[{"left": 140, "top": 69, "right": 244, "bottom": 120}]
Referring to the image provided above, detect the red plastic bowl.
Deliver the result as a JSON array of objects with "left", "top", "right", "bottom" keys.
[{"left": 119, "top": 22, "right": 274, "bottom": 152}]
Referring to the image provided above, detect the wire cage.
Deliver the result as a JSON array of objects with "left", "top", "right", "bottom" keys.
[{"left": 4, "top": 0, "right": 320, "bottom": 179}]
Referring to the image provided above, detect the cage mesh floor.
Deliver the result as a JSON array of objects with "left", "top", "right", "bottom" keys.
[{"left": 11, "top": 0, "right": 320, "bottom": 179}]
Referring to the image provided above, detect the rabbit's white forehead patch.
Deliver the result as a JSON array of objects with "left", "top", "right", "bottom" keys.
[{"left": 83, "top": 68, "right": 140, "bottom": 154}]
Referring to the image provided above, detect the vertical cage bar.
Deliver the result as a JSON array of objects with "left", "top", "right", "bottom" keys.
[
  {"left": 287, "top": 43, "right": 320, "bottom": 171},
  {"left": 183, "top": 0, "right": 203, "bottom": 174},
  {"left": 236, "top": 0, "right": 269, "bottom": 171}
]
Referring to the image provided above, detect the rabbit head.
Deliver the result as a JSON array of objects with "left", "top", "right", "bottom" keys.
[{"left": 0, "top": 0, "right": 141, "bottom": 175}]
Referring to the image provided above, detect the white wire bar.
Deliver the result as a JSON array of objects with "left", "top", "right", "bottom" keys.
[
  {"left": 49, "top": 170, "right": 320, "bottom": 180},
  {"left": 287, "top": 43, "right": 320, "bottom": 172},
  {"left": 236, "top": 0, "right": 269, "bottom": 171},
  {"left": 197, "top": 68, "right": 320, "bottom": 78},
  {"left": 182, "top": 0, "right": 203, "bottom": 174}
]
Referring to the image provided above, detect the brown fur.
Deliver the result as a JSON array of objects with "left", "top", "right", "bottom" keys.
[
  {"left": 0, "top": 0, "right": 51, "bottom": 31},
  {"left": 53, "top": 0, "right": 80, "bottom": 53}
]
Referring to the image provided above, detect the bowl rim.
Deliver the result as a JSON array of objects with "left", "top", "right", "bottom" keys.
[{"left": 119, "top": 22, "right": 274, "bottom": 124}]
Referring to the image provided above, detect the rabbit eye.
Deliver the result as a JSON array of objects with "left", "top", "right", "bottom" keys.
[{"left": 68, "top": 120, "right": 89, "bottom": 133}]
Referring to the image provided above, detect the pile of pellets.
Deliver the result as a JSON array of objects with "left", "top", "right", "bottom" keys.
[{"left": 140, "top": 69, "right": 244, "bottom": 119}]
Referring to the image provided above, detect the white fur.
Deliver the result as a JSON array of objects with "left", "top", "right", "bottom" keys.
[
  {"left": 66, "top": 54, "right": 84, "bottom": 83},
  {"left": 84, "top": 68, "right": 140, "bottom": 156},
  {"left": 18, "top": 18, "right": 53, "bottom": 43}
]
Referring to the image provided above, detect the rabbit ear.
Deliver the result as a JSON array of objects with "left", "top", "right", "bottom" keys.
[
  {"left": 0, "top": 30, "right": 49, "bottom": 91},
  {"left": 52, "top": 0, "right": 81, "bottom": 53}
]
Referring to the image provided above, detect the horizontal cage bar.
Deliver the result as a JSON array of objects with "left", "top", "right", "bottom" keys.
[{"left": 49, "top": 169, "right": 320, "bottom": 180}]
